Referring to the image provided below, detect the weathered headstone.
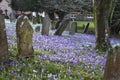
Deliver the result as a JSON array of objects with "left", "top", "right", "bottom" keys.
[
  {"left": 35, "top": 26, "right": 40, "bottom": 32},
  {"left": 69, "top": 22, "right": 77, "bottom": 35},
  {"left": 54, "top": 18, "right": 71, "bottom": 36},
  {"left": 4, "top": 9, "right": 9, "bottom": 19},
  {"left": 41, "top": 13, "right": 50, "bottom": 35},
  {"left": 16, "top": 15, "right": 34, "bottom": 58},
  {"left": 10, "top": 10, "right": 16, "bottom": 22},
  {"left": 0, "top": 14, "right": 9, "bottom": 62},
  {"left": 103, "top": 47, "right": 120, "bottom": 80}
]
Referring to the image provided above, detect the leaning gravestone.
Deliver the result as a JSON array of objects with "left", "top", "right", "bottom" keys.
[
  {"left": 54, "top": 18, "right": 71, "bottom": 36},
  {"left": 69, "top": 22, "right": 77, "bottom": 35},
  {"left": 0, "top": 13, "right": 9, "bottom": 62},
  {"left": 103, "top": 46, "right": 120, "bottom": 80},
  {"left": 16, "top": 15, "right": 34, "bottom": 58}
]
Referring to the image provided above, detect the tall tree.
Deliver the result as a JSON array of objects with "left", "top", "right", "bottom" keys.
[{"left": 94, "top": 0, "right": 113, "bottom": 51}]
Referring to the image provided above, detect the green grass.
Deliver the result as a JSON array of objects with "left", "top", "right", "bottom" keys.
[
  {"left": 74, "top": 21, "right": 95, "bottom": 33},
  {"left": 76, "top": 21, "right": 94, "bottom": 29}
]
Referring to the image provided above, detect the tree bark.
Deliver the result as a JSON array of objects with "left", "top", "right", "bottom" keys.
[
  {"left": 0, "top": 14, "right": 9, "bottom": 62},
  {"left": 103, "top": 47, "right": 120, "bottom": 80},
  {"left": 94, "top": 0, "right": 112, "bottom": 51}
]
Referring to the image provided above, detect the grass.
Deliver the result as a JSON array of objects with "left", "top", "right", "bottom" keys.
[
  {"left": 75, "top": 21, "right": 95, "bottom": 33},
  {"left": 76, "top": 21, "right": 94, "bottom": 29}
]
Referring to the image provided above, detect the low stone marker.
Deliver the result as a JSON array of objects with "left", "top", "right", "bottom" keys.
[
  {"left": 0, "top": 14, "right": 9, "bottom": 62},
  {"left": 16, "top": 15, "right": 34, "bottom": 58},
  {"left": 10, "top": 10, "right": 16, "bottom": 22},
  {"left": 41, "top": 13, "right": 50, "bottom": 35},
  {"left": 69, "top": 22, "right": 77, "bottom": 35},
  {"left": 35, "top": 26, "right": 40, "bottom": 32}
]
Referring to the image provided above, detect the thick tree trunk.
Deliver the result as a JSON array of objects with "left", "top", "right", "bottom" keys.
[
  {"left": 0, "top": 14, "right": 9, "bottom": 62},
  {"left": 94, "top": 9, "right": 107, "bottom": 51},
  {"left": 54, "top": 18, "right": 71, "bottom": 36},
  {"left": 103, "top": 47, "right": 120, "bottom": 80},
  {"left": 94, "top": 0, "right": 112, "bottom": 51}
]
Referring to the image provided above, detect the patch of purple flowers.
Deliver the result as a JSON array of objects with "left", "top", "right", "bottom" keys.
[{"left": 5, "top": 22, "right": 120, "bottom": 74}]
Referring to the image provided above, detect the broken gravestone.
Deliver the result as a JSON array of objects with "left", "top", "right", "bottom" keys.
[
  {"left": 16, "top": 15, "right": 34, "bottom": 58},
  {"left": 103, "top": 46, "right": 120, "bottom": 80},
  {"left": 69, "top": 22, "right": 77, "bottom": 35},
  {"left": 0, "top": 14, "right": 9, "bottom": 62}
]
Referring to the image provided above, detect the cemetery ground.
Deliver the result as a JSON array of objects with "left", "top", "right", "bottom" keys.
[
  {"left": 76, "top": 21, "right": 94, "bottom": 34},
  {"left": 0, "top": 19, "right": 120, "bottom": 80}
]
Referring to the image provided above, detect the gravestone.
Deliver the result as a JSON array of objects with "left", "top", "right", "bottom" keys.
[
  {"left": 41, "top": 13, "right": 50, "bottom": 35},
  {"left": 10, "top": 10, "right": 16, "bottom": 22},
  {"left": 16, "top": 15, "right": 34, "bottom": 58},
  {"left": 103, "top": 47, "right": 120, "bottom": 80},
  {"left": 54, "top": 18, "right": 71, "bottom": 36},
  {"left": 0, "top": 14, "right": 9, "bottom": 62},
  {"left": 4, "top": 9, "right": 9, "bottom": 19},
  {"left": 35, "top": 26, "right": 40, "bottom": 32},
  {"left": 69, "top": 22, "right": 77, "bottom": 35}
]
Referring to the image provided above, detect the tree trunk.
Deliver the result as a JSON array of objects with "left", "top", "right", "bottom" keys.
[
  {"left": 110, "top": 19, "right": 120, "bottom": 35},
  {"left": 16, "top": 15, "right": 34, "bottom": 58},
  {"left": 0, "top": 14, "right": 9, "bottom": 62},
  {"left": 94, "top": 0, "right": 112, "bottom": 51},
  {"left": 54, "top": 18, "right": 71, "bottom": 36},
  {"left": 51, "top": 20, "right": 56, "bottom": 30},
  {"left": 55, "top": 20, "right": 62, "bottom": 29},
  {"left": 36, "top": 12, "right": 41, "bottom": 24},
  {"left": 103, "top": 47, "right": 120, "bottom": 80},
  {"left": 41, "top": 12, "right": 50, "bottom": 35}
]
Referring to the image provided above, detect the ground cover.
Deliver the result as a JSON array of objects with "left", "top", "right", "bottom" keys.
[
  {"left": 0, "top": 21, "right": 120, "bottom": 80},
  {"left": 76, "top": 21, "right": 94, "bottom": 33}
]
